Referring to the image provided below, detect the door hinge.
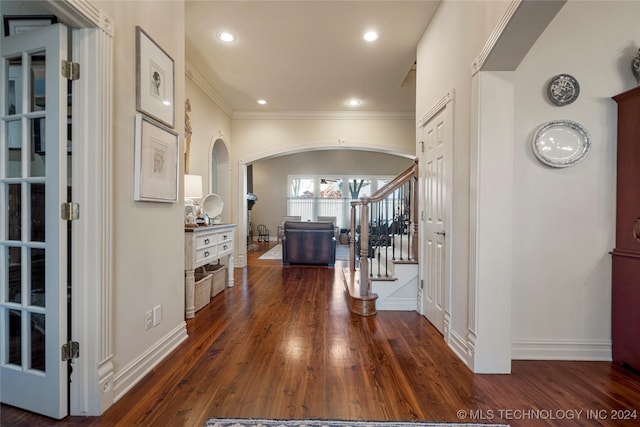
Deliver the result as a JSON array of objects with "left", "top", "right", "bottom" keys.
[
  {"left": 419, "top": 140, "right": 424, "bottom": 153},
  {"left": 61, "top": 202, "right": 80, "bottom": 221},
  {"left": 61, "top": 341, "right": 79, "bottom": 362},
  {"left": 61, "top": 60, "right": 80, "bottom": 80}
]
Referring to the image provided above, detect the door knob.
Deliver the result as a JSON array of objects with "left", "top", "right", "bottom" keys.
[{"left": 434, "top": 230, "right": 446, "bottom": 237}]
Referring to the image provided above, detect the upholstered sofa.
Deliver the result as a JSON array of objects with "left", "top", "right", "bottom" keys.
[{"left": 282, "top": 221, "right": 336, "bottom": 266}]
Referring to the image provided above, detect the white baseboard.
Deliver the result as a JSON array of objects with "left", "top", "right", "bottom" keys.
[
  {"left": 112, "top": 322, "right": 188, "bottom": 402},
  {"left": 377, "top": 297, "right": 417, "bottom": 311},
  {"left": 511, "top": 339, "right": 612, "bottom": 361},
  {"left": 448, "top": 329, "right": 473, "bottom": 368}
]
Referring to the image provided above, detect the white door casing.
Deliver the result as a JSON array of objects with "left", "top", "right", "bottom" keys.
[
  {"left": 1, "top": 23, "right": 69, "bottom": 419},
  {"left": 1, "top": 0, "right": 116, "bottom": 416},
  {"left": 418, "top": 90, "right": 454, "bottom": 339}
]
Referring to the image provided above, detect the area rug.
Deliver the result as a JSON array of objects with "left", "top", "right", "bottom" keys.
[
  {"left": 206, "top": 419, "right": 509, "bottom": 427},
  {"left": 259, "top": 244, "right": 350, "bottom": 261}
]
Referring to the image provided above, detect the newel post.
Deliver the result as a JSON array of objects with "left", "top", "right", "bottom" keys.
[
  {"left": 359, "top": 198, "right": 370, "bottom": 298},
  {"left": 349, "top": 203, "right": 357, "bottom": 271}
]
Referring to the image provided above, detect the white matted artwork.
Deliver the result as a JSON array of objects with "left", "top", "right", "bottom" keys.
[
  {"left": 134, "top": 114, "right": 179, "bottom": 202},
  {"left": 136, "top": 26, "right": 174, "bottom": 128}
]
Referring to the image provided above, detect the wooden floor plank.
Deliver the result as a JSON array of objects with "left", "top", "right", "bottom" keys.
[{"left": 2, "top": 243, "right": 640, "bottom": 426}]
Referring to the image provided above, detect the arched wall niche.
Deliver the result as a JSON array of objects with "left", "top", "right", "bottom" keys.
[{"left": 209, "top": 135, "right": 231, "bottom": 223}]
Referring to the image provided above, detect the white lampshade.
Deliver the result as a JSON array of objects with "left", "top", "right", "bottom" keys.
[{"left": 184, "top": 174, "right": 203, "bottom": 200}]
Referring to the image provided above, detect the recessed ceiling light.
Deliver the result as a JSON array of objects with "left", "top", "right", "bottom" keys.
[
  {"left": 347, "top": 98, "right": 361, "bottom": 106},
  {"left": 257, "top": 99, "right": 267, "bottom": 105},
  {"left": 363, "top": 31, "right": 378, "bottom": 42},
  {"left": 217, "top": 31, "right": 235, "bottom": 43}
]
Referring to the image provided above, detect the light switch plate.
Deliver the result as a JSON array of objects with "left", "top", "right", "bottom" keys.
[{"left": 153, "top": 305, "right": 162, "bottom": 326}]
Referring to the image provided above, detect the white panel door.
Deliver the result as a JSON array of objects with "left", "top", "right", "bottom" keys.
[
  {"left": 422, "top": 108, "right": 447, "bottom": 334},
  {"left": 1, "top": 23, "right": 69, "bottom": 419}
]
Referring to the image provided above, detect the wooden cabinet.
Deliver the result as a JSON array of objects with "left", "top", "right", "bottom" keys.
[
  {"left": 612, "top": 87, "right": 640, "bottom": 372},
  {"left": 184, "top": 224, "right": 236, "bottom": 319}
]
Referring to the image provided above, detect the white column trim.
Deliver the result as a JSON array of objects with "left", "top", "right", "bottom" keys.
[
  {"left": 46, "top": 0, "right": 114, "bottom": 37},
  {"left": 47, "top": 0, "right": 114, "bottom": 415},
  {"left": 236, "top": 161, "right": 248, "bottom": 268},
  {"left": 468, "top": 71, "right": 514, "bottom": 374}
]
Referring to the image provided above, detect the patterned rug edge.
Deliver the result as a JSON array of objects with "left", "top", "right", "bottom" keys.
[{"left": 205, "top": 418, "right": 509, "bottom": 427}]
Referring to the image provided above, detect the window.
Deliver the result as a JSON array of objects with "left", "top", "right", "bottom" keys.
[{"left": 288, "top": 175, "right": 392, "bottom": 228}]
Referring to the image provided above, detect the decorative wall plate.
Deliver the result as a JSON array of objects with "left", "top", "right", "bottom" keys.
[
  {"left": 547, "top": 74, "right": 580, "bottom": 106},
  {"left": 532, "top": 120, "right": 591, "bottom": 168},
  {"left": 202, "top": 193, "right": 224, "bottom": 219}
]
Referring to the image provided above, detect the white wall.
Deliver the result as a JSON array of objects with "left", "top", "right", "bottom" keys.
[
  {"left": 511, "top": 0, "right": 640, "bottom": 359},
  {"left": 416, "top": 0, "right": 510, "bottom": 365},
  {"left": 417, "top": 0, "right": 640, "bottom": 367},
  {"left": 185, "top": 75, "right": 232, "bottom": 192},
  {"left": 95, "top": 0, "right": 187, "bottom": 399},
  {"left": 230, "top": 115, "right": 416, "bottom": 264}
]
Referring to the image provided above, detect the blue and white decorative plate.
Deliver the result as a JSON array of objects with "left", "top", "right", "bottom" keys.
[
  {"left": 532, "top": 120, "right": 591, "bottom": 168},
  {"left": 547, "top": 74, "right": 580, "bottom": 106}
]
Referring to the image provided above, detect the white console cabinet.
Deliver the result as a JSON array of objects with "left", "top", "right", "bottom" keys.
[{"left": 184, "top": 224, "right": 236, "bottom": 318}]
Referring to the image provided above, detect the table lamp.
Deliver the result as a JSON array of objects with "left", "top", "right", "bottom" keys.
[{"left": 184, "top": 174, "right": 203, "bottom": 226}]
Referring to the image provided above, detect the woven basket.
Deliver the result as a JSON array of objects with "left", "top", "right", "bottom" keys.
[
  {"left": 204, "top": 263, "right": 226, "bottom": 298},
  {"left": 194, "top": 271, "right": 212, "bottom": 312}
]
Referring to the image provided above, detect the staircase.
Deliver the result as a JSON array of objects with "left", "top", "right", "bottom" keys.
[{"left": 342, "top": 159, "right": 419, "bottom": 316}]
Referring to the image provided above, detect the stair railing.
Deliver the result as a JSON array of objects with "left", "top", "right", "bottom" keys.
[{"left": 349, "top": 159, "right": 419, "bottom": 298}]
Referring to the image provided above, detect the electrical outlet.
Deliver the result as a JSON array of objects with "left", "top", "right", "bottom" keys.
[
  {"left": 153, "top": 305, "right": 162, "bottom": 326},
  {"left": 145, "top": 311, "right": 153, "bottom": 330}
]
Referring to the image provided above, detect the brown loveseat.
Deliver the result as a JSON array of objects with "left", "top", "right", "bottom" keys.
[{"left": 282, "top": 221, "right": 336, "bottom": 266}]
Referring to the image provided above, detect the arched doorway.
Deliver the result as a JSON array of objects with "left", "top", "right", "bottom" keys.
[{"left": 235, "top": 145, "right": 415, "bottom": 267}]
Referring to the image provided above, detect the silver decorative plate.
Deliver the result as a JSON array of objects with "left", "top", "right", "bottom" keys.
[
  {"left": 532, "top": 120, "right": 591, "bottom": 168},
  {"left": 547, "top": 74, "right": 580, "bottom": 106}
]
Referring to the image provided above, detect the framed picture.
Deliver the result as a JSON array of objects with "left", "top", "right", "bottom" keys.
[
  {"left": 3, "top": 15, "right": 58, "bottom": 37},
  {"left": 136, "top": 26, "right": 175, "bottom": 128},
  {"left": 134, "top": 114, "right": 179, "bottom": 203}
]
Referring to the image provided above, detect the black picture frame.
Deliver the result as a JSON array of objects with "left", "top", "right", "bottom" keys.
[{"left": 3, "top": 15, "right": 58, "bottom": 37}]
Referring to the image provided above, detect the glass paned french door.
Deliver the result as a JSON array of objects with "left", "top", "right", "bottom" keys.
[{"left": 1, "top": 23, "right": 69, "bottom": 419}]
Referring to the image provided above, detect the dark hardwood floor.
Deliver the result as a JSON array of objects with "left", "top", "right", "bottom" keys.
[{"left": 3, "top": 242, "right": 640, "bottom": 426}]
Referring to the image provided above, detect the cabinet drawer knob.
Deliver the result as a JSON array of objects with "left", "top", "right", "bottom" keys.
[
  {"left": 204, "top": 251, "right": 209, "bottom": 257},
  {"left": 223, "top": 245, "right": 228, "bottom": 250},
  {"left": 204, "top": 238, "right": 210, "bottom": 244}
]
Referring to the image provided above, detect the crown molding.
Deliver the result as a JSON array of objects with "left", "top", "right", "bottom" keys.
[
  {"left": 472, "top": 0, "right": 522, "bottom": 76},
  {"left": 185, "top": 63, "right": 414, "bottom": 121},
  {"left": 185, "top": 61, "right": 233, "bottom": 117},
  {"left": 471, "top": 0, "right": 565, "bottom": 75},
  {"left": 231, "top": 110, "right": 414, "bottom": 121}
]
